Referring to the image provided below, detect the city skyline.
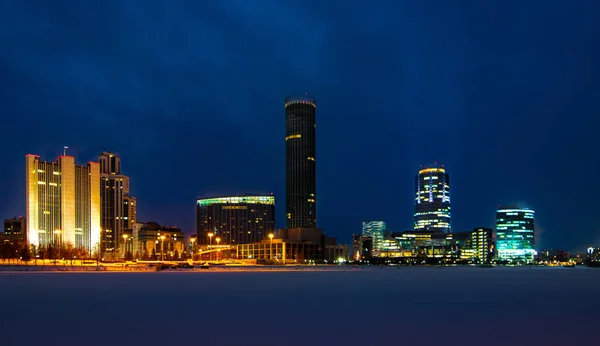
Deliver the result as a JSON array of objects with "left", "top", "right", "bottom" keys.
[{"left": 1, "top": 2, "right": 600, "bottom": 252}]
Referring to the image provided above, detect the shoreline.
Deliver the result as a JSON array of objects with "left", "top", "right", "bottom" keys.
[{"left": 0, "top": 264, "right": 592, "bottom": 273}]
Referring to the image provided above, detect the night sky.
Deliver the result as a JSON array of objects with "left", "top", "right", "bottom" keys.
[{"left": 1, "top": 1, "right": 599, "bottom": 252}]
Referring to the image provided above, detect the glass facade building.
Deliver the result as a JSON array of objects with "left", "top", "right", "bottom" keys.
[
  {"left": 414, "top": 165, "right": 451, "bottom": 233},
  {"left": 285, "top": 94, "right": 317, "bottom": 229},
  {"left": 99, "top": 152, "right": 137, "bottom": 255},
  {"left": 362, "top": 221, "right": 386, "bottom": 256},
  {"left": 196, "top": 194, "right": 275, "bottom": 246},
  {"left": 25, "top": 154, "right": 100, "bottom": 253},
  {"left": 496, "top": 207, "right": 535, "bottom": 261}
]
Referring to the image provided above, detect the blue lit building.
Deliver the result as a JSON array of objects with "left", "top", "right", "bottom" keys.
[
  {"left": 496, "top": 207, "right": 535, "bottom": 262},
  {"left": 414, "top": 165, "right": 451, "bottom": 233},
  {"left": 362, "top": 221, "right": 386, "bottom": 257}
]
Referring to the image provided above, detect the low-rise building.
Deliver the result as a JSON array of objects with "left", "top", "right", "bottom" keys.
[
  {"left": 130, "top": 222, "right": 186, "bottom": 260},
  {"left": 2, "top": 217, "right": 27, "bottom": 248},
  {"left": 236, "top": 228, "right": 348, "bottom": 263}
]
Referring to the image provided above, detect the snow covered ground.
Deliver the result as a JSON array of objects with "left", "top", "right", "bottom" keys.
[{"left": 1, "top": 266, "right": 598, "bottom": 346}]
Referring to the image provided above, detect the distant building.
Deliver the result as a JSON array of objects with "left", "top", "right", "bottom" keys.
[
  {"left": 352, "top": 234, "right": 362, "bottom": 260},
  {"left": 496, "top": 207, "right": 535, "bottom": 262},
  {"left": 2, "top": 216, "right": 27, "bottom": 247},
  {"left": 25, "top": 154, "right": 100, "bottom": 253},
  {"left": 4, "top": 217, "right": 26, "bottom": 236},
  {"left": 362, "top": 221, "right": 386, "bottom": 256},
  {"left": 361, "top": 237, "right": 373, "bottom": 259},
  {"left": 131, "top": 222, "right": 185, "bottom": 260},
  {"left": 587, "top": 247, "right": 600, "bottom": 261},
  {"left": 414, "top": 165, "right": 451, "bottom": 233},
  {"left": 539, "top": 249, "right": 570, "bottom": 262},
  {"left": 285, "top": 94, "right": 317, "bottom": 229},
  {"left": 395, "top": 231, "right": 455, "bottom": 257},
  {"left": 99, "top": 152, "right": 137, "bottom": 256},
  {"left": 461, "top": 228, "right": 495, "bottom": 262},
  {"left": 196, "top": 194, "right": 275, "bottom": 246},
  {"left": 236, "top": 228, "right": 347, "bottom": 263},
  {"left": 123, "top": 195, "right": 137, "bottom": 229}
]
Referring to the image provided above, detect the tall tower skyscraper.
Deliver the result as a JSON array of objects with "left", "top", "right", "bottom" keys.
[
  {"left": 496, "top": 206, "right": 535, "bottom": 262},
  {"left": 25, "top": 154, "right": 100, "bottom": 252},
  {"left": 414, "top": 164, "right": 451, "bottom": 233},
  {"left": 285, "top": 94, "right": 317, "bottom": 229},
  {"left": 99, "top": 152, "right": 136, "bottom": 256}
]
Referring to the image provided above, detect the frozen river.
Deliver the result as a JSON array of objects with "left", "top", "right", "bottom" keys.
[{"left": 1, "top": 266, "right": 598, "bottom": 346}]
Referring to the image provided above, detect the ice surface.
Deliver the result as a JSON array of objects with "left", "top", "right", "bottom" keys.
[{"left": 0, "top": 266, "right": 598, "bottom": 346}]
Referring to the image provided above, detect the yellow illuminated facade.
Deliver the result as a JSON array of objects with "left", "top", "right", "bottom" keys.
[{"left": 26, "top": 154, "right": 100, "bottom": 253}]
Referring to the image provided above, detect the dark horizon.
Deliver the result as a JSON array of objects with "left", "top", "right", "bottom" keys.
[{"left": 1, "top": 1, "right": 600, "bottom": 252}]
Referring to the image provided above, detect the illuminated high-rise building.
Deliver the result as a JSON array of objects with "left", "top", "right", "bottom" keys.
[
  {"left": 285, "top": 94, "right": 316, "bottom": 229},
  {"left": 196, "top": 194, "right": 275, "bottom": 246},
  {"left": 99, "top": 152, "right": 136, "bottom": 255},
  {"left": 496, "top": 207, "right": 535, "bottom": 261},
  {"left": 25, "top": 154, "right": 100, "bottom": 252},
  {"left": 414, "top": 165, "right": 451, "bottom": 233},
  {"left": 362, "top": 221, "right": 386, "bottom": 257}
]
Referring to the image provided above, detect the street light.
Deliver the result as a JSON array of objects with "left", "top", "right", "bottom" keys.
[
  {"left": 160, "top": 235, "right": 165, "bottom": 261},
  {"left": 190, "top": 237, "right": 196, "bottom": 261},
  {"left": 208, "top": 232, "right": 214, "bottom": 261},
  {"left": 268, "top": 233, "right": 274, "bottom": 261},
  {"left": 216, "top": 237, "right": 221, "bottom": 260},
  {"left": 122, "top": 234, "right": 129, "bottom": 260}
]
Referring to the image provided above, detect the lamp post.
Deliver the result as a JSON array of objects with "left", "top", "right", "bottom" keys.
[
  {"left": 216, "top": 237, "right": 221, "bottom": 260},
  {"left": 122, "top": 234, "right": 129, "bottom": 260},
  {"left": 208, "top": 232, "right": 214, "bottom": 261},
  {"left": 268, "top": 233, "right": 274, "bottom": 261},
  {"left": 160, "top": 235, "right": 165, "bottom": 261},
  {"left": 190, "top": 237, "right": 196, "bottom": 261}
]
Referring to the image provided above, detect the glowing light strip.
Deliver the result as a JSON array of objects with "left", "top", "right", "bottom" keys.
[
  {"left": 497, "top": 209, "right": 535, "bottom": 213},
  {"left": 285, "top": 134, "right": 301, "bottom": 141},
  {"left": 419, "top": 168, "right": 445, "bottom": 174},
  {"left": 197, "top": 196, "right": 275, "bottom": 206}
]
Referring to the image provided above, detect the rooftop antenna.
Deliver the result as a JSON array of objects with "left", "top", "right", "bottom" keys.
[{"left": 63, "top": 146, "right": 69, "bottom": 156}]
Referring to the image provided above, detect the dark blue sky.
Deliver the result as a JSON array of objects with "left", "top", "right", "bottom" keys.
[{"left": 1, "top": 0, "right": 599, "bottom": 252}]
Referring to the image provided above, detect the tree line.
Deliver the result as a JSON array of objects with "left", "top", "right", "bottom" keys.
[{"left": 0, "top": 241, "right": 94, "bottom": 263}]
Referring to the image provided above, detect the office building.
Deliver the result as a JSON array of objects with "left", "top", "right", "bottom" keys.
[
  {"left": 25, "top": 154, "right": 100, "bottom": 252},
  {"left": 462, "top": 228, "right": 495, "bottom": 262},
  {"left": 496, "top": 207, "right": 535, "bottom": 261},
  {"left": 4, "top": 216, "right": 26, "bottom": 236},
  {"left": 2, "top": 216, "right": 27, "bottom": 247},
  {"left": 123, "top": 195, "right": 137, "bottom": 229},
  {"left": 196, "top": 194, "right": 275, "bottom": 246},
  {"left": 414, "top": 165, "right": 451, "bottom": 233},
  {"left": 285, "top": 94, "right": 317, "bottom": 229},
  {"left": 237, "top": 227, "right": 346, "bottom": 263},
  {"left": 99, "top": 152, "right": 137, "bottom": 256},
  {"left": 362, "top": 221, "right": 386, "bottom": 256}
]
